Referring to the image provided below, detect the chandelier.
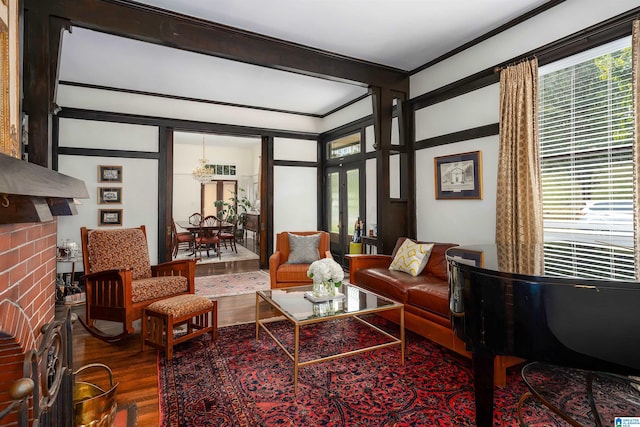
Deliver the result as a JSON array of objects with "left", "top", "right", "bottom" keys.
[{"left": 192, "top": 137, "right": 215, "bottom": 183}]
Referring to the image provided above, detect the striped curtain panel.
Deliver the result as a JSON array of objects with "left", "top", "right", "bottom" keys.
[
  {"left": 633, "top": 20, "right": 640, "bottom": 280},
  {"left": 495, "top": 58, "right": 543, "bottom": 274}
]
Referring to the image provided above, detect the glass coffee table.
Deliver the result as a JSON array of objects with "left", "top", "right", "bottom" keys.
[{"left": 256, "top": 283, "right": 405, "bottom": 392}]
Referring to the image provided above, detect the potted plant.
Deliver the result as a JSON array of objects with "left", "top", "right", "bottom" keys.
[{"left": 214, "top": 188, "right": 254, "bottom": 239}]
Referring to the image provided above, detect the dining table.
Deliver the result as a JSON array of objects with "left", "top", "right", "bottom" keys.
[{"left": 175, "top": 220, "right": 234, "bottom": 257}]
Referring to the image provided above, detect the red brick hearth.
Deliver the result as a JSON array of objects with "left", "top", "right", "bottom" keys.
[{"left": 0, "top": 222, "right": 57, "bottom": 426}]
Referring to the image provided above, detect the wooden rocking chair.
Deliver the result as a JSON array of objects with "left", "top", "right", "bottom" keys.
[{"left": 80, "top": 225, "right": 196, "bottom": 343}]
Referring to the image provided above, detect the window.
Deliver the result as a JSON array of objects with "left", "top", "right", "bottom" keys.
[
  {"left": 327, "top": 133, "right": 360, "bottom": 159},
  {"left": 539, "top": 36, "right": 635, "bottom": 280}
]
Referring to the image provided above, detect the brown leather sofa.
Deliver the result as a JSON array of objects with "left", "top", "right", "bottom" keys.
[
  {"left": 269, "top": 231, "right": 332, "bottom": 289},
  {"left": 347, "top": 237, "right": 521, "bottom": 386}
]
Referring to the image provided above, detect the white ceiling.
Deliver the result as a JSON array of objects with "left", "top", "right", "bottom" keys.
[{"left": 58, "top": 0, "right": 550, "bottom": 116}]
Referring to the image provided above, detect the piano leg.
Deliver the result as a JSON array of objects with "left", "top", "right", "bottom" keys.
[{"left": 472, "top": 351, "right": 495, "bottom": 427}]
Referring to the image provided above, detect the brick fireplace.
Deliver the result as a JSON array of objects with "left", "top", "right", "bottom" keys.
[{"left": 0, "top": 221, "right": 58, "bottom": 426}]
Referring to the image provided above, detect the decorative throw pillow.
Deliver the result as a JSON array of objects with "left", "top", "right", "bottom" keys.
[
  {"left": 286, "top": 233, "right": 321, "bottom": 264},
  {"left": 389, "top": 239, "right": 434, "bottom": 277}
]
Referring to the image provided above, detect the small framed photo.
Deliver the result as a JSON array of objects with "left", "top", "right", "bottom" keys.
[
  {"left": 98, "top": 165, "right": 123, "bottom": 183},
  {"left": 434, "top": 151, "right": 482, "bottom": 200},
  {"left": 98, "top": 209, "right": 123, "bottom": 226},
  {"left": 98, "top": 187, "right": 122, "bottom": 204}
]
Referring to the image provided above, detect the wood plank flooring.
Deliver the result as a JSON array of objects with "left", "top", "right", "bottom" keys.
[{"left": 63, "top": 261, "right": 264, "bottom": 426}]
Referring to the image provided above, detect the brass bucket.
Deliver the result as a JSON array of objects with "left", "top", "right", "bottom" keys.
[{"left": 73, "top": 363, "right": 119, "bottom": 427}]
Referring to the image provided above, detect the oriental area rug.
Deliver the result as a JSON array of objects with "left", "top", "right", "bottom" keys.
[
  {"left": 157, "top": 317, "right": 638, "bottom": 427},
  {"left": 194, "top": 270, "right": 270, "bottom": 298}
]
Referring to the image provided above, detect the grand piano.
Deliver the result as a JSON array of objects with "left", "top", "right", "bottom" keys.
[{"left": 446, "top": 243, "right": 640, "bottom": 426}]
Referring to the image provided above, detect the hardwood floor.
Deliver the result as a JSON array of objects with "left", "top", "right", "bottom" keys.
[{"left": 63, "top": 261, "right": 264, "bottom": 426}]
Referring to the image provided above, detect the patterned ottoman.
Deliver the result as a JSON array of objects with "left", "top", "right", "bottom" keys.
[{"left": 142, "top": 294, "right": 217, "bottom": 360}]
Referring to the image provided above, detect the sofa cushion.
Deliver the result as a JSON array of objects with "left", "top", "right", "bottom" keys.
[
  {"left": 87, "top": 228, "right": 152, "bottom": 280},
  {"left": 407, "top": 282, "right": 450, "bottom": 319},
  {"left": 391, "top": 239, "right": 457, "bottom": 281},
  {"left": 424, "top": 243, "right": 458, "bottom": 281},
  {"left": 131, "top": 275, "right": 188, "bottom": 303},
  {"left": 353, "top": 268, "right": 432, "bottom": 303},
  {"left": 276, "top": 263, "right": 313, "bottom": 284},
  {"left": 286, "top": 233, "right": 321, "bottom": 264},
  {"left": 389, "top": 240, "right": 434, "bottom": 277}
]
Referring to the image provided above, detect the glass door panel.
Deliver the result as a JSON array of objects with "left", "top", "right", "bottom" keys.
[
  {"left": 346, "top": 169, "right": 360, "bottom": 242},
  {"left": 326, "top": 165, "right": 361, "bottom": 266}
]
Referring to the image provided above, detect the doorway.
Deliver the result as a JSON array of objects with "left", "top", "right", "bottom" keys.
[
  {"left": 326, "top": 163, "right": 362, "bottom": 266},
  {"left": 203, "top": 180, "right": 237, "bottom": 218}
]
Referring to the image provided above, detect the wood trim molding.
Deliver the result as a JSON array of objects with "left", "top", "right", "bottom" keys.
[
  {"left": 29, "top": 0, "right": 408, "bottom": 92},
  {"left": 56, "top": 107, "right": 319, "bottom": 140},
  {"left": 415, "top": 124, "right": 499, "bottom": 150},
  {"left": 409, "top": 6, "right": 640, "bottom": 110},
  {"left": 58, "top": 81, "right": 325, "bottom": 118}
]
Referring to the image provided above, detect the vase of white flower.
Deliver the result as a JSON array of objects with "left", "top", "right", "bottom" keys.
[{"left": 307, "top": 258, "right": 344, "bottom": 299}]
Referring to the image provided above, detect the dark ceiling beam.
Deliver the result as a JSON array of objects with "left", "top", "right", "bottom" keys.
[{"left": 29, "top": 0, "right": 409, "bottom": 93}]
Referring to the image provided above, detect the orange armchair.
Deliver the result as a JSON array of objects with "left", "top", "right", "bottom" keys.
[
  {"left": 80, "top": 225, "right": 196, "bottom": 342},
  {"left": 269, "top": 231, "right": 332, "bottom": 289}
]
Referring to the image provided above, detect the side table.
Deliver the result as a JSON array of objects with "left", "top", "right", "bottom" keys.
[{"left": 361, "top": 236, "right": 377, "bottom": 254}]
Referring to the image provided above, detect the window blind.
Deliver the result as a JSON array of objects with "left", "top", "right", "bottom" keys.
[{"left": 539, "top": 36, "right": 635, "bottom": 280}]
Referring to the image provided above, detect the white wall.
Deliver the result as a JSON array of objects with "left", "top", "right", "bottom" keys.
[
  {"left": 272, "top": 137, "right": 320, "bottom": 248},
  {"left": 57, "top": 155, "right": 160, "bottom": 266},
  {"left": 410, "top": 0, "right": 640, "bottom": 96},
  {"left": 273, "top": 137, "right": 317, "bottom": 162},
  {"left": 58, "top": 84, "right": 322, "bottom": 134},
  {"left": 416, "top": 136, "right": 498, "bottom": 245},
  {"left": 320, "top": 96, "right": 373, "bottom": 133},
  {"left": 410, "top": 1, "right": 637, "bottom": 244},
  {"left": 273, "top": 166, "right": 318, "bottom": 243}
]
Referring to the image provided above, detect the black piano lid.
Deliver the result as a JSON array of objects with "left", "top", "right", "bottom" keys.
[{"left": 447, "top": 242, "right": 640, "bottom": 374}]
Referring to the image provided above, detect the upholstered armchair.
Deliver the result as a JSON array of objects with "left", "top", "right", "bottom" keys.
[
  {"left": 80, "top": 225, "right": 196, "bottom": 342},
  {"left": 269, "top": 231, "right": 332, "bottom": 289}
]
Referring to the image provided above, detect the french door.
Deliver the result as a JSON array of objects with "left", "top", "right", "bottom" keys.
[{"left": 326, "top": 164, "right": 362, "bottom": 266}]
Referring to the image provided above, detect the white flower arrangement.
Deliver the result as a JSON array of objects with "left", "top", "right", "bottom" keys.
[{"left": 307, "top": 258, "right": 344, "bottom": 288}]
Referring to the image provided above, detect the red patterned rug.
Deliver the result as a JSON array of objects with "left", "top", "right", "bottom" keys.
[{"left": 158, "top": 317, "right": 636, "bottom": 426}]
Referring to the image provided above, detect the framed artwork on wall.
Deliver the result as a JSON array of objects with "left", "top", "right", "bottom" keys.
[
  {"left": 98, "top": 165, "right": 123, "bottom": 183},
  {"left": 98, "top": 187, "right": 122, "bottom": 204},
  {"left": 98, "top": 209, "right": 123, "bottom": 226},
  {"left": 434, "top": 151, "right": 482, "bottom": 200}
]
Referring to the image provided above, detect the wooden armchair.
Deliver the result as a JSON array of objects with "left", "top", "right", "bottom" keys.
[
  {"left": 80, "top": 225, "right": 196, "bottom": 342},
  {"left": 269, "top": 231, "right": 332, "bottom": 289}
]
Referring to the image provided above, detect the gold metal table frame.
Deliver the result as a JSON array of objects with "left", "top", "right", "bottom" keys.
[{"left": 255, "top": 283, "right": 405, "bottom": 392}]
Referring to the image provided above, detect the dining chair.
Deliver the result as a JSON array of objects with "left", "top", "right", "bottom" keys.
[
  {"left": 195, "top": 215, "right": 221, "bottom": 259},
  {"left": 220, "top": 217, "right": 238, "bottom": 253},
  {"left": 172, "top": 219, "right": 194, "bottom": 257},
  {"left": 189, "top": 212, "right": 202, "bottom": 226}
]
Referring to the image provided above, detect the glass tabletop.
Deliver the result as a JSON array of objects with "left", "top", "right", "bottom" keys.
[{"left": 257, "top": 283, "right": 401, "bottom": 323}]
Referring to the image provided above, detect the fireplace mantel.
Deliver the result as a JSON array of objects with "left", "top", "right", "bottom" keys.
[{"left": 0, "top": 153, "right": 89, "bottom": 223}]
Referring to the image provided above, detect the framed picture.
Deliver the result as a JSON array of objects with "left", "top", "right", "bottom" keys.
[
  {"left": 446, "top": 248, "right": 484, "bottom": 267},
  {"left": 0, "top": 2, "right": 21, "bottom": 158},
  {"left": 98, "top": 165, "right": 123, "bottom": 183},
  {"left": 434, "top": 151, "right": 482, "bottom": 200},
  {"left": 98, "top": 209, "right": 123, "bottom": 226},
  {"left": 98, "top": 187, "right": 122, "bottom": 204}
]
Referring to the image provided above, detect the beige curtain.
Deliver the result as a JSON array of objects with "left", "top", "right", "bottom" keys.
[
  {"left": 633, "top": 20, "right": 640, "bottom": 280},
  {"left": 495, "top": 58, "right": 543, "bottom": 274}
]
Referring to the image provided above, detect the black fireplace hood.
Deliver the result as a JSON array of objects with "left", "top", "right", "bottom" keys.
[{"left": 0, "top": 152, "right": 89, "bottom": 224}]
